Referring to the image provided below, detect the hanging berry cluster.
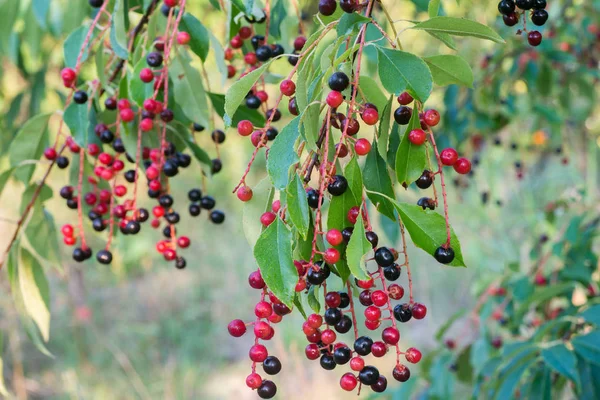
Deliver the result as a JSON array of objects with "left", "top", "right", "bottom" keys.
[
  {"left": 223, "top": 0, "right": 505, "bottom": 397},
  {"left": 498, "top": 0, "right": 548, "bottom": 46}
]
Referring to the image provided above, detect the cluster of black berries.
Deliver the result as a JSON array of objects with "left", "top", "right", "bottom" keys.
[
  {"left": 498, "top": 0, "right": 548, "bottom": 46},
  {"left": 318, "top": 0, "right": 362, "bottom": 15},
  {"left": 188, "top": 188, "right": 225, "bottom": 224}
]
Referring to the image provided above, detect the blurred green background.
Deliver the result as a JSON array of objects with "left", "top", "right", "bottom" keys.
[{"left": 0, "top": 0, "right": 598, "bottom": 398}]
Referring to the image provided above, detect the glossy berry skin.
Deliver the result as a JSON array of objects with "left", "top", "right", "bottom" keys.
[
  {"left": 263, "top": 356, "right": 282, "bottom": 375},
  {"left": 355, "top": 139, "right": 371, "bottom": 156},
  {"left": 453, "top": 158, "right": 472, "bottom": 174},
  {"left": 260, "top": 212, "right": 276, "bottom": 227},
  {"left": 416, "top": 170, "right": 434, "bottom": 189},
  {"left": 324, "top": 248, "right": 340, "bottom": 264},
  {"left": 354, "top": 336, "right": 373, "bottom": 356},
  {"left": 228, "top": 319, "right": 246, "bottom": 337},
  {"left": 257, "top": 380, "right": 277, "bottom": 399},
  {"left": 320, "top": 354, "right": 337, "bottom": 370},
  {"left": 371, "top": 341, "right": 387, "bottom": 357},
  {"left": 503, "top": 12, "right": 519, "bottom": 26},
  {"left": 374, "top": 247, "right": 394, "bottom": 267},
  {"left": 383, "top": 265, "right": 400, "bottom": 281},
  {"left": 326, "top": 91, "right": 344, "bottom": 108},
  {"left": 393, "top": 364, "right": 411, "bottom": 382},
  {"left": 412, "top": 303, "right": 427, "bottom": 319},
  {"left": 73, "top": 91, "right": 88, "bottom": 104},
  {"left": 350, "top": 357, "right": 365, "bottom": 372},
  {"left": 394, "top": 106, "right": 412, "bottom": 125},
  {"left": 434, "top": 246, "right": 455, "bottom": 264},
  {"left": 305, "top": 344, "right": 320, "bottom": 360},
  {"left": 531, "top": 10, "right": 548, "bottom": 26},
  {"left": 246, "top": 373, "right": 262, "bottom": 389},
  {"left": 394, "top": 303, "right": 412, "bottom": 323},
  {"left": 328, "top": 72, "right": 350, "bottom": 92},
  {"left": 440, "top": 148, "right": 459, "bottom": 166},
  {"left": 237, "top": 186, "right": 253, "bottom": 202},
  {"left": 333, "top": 346, "right": 352, "bottom": 365},
  {"left": 318, "top": 0, "right": 337, "bottom": 15},
  {"left": 498, "top": 0, "right": 516, "bottom": 15},
  {"left": 424, "top": 109, "right": 440, "bottom": 127},
  {"left": 405, "top": 347, "right": 422, "bottom": 364},
  {"left": 516, "top": 0, "right": 533, "bottom": 9},
  {"left": 528, "top": 30, "right": 543, "bottom": 46},
  {"left": 139, "top": 68, "right": 154, "bottom": 82},
  {"left": 249, "top": 344, "right": 269, "bottom": 362},
  {"left": 324, "top": 307, "right": 343, "bottom": 325},
  {"left": 358, "top": 366, "right": 380, "bottom": 385},
  {"left": 372, "top": 376, "right": 388, "bottom": 393},
  {"left": 340, "top": 373, "right": 358, "bottom": 391},
  {"left": 280, "top": 79, "right": 296, "bottom": 96},
  {"left": 327, "top": 175, "right": 348, "bottom": 196},
  {"left": 237, "top": 120, "right": 253, "bottom": 136},
  {"left": 532, "top": 0, "right": 546, "bottom": 8},
  {"left": 397, "top": 91, "right": 413, "bottom": 105},
  {"left": 361, "top": 108, "right": 379, "bottom": 125},
  {"left": 96, "top": 250, "right": 112, "bottom": 264},
  {"left": 408, "top": 129, "right": 427, "bottom": 145},
  {"left": 382, "top": 327, "right": 400, "bottom": 345},
  {"left": 326, "top": 229, "right": 343, "bottom": 246}
]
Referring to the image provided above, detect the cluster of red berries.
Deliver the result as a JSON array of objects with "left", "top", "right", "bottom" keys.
[{"left": 498, "top": 0, "right": 548, "bottom": 46}]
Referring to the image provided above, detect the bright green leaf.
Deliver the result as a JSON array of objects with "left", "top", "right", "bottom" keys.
[
  {"left": 395, "top": 106, "right": 427, "bottom": 186},
  {"left": 346, "top": 211, "right": 371, "bottom": 281},
  {"left": 179, "top": 13, "right": 210, "bottom": 61},
  {"left": 377, "top": 47, "right": 433, "bottom": 101},
  {"left": 267, "top": 116, "right": 301, "bottom": 189},
  {"left": 287, "top": 174, "right": 310, "bottom": 239},
  {"left": 19, "top": 248, "right": 50, "bottom": 342},
  {"left": 169, "top": 50, "right": 210, "bottom": 128},
  {"left": 425, "top": 54, "right": 474, "bottom": 87},
  {"left": 63, "top": 102, "right": 90, "bottom": 147},
  {"left": 363, "top": 141, "right": 396, "bottom": 221},
  {"left": 412, "top": 17, "right": 505, "bottom": 43},
  {"left": 9, "top": 113, "right": 51, "bottom": 183}
]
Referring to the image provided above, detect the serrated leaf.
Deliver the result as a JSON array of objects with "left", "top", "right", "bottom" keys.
[
  {"left": 169, "top": 50, "right": 210, "bottom": 128},
  {"left": 179, "top": 13, "right": 210, "bottom": 61},
  {"left": 395, "top": 106, "right": 427, "bottom": 186},
  {"left": 63, "top": 102, "right": 90, "bottom": 147},
  {"left": 287, "top": 174, "right": 310, "bottom": 239},
  {"left": 224, "top": 59, "right": 273, "bottom": 127},
  {"left": 363, "top": 141, "right": 396, "bottom": 221},
  {"left": 541, "top": 343, "right": 580, "bottom": 389},
  {"left": 267, "top": 116, "right": 300, "bottom": 189},
  {"left": 243, "top": 177, "right": 274, "bottom": 247},
  {"left": 377, "top": 47, "right": 433, "bottom": 101},
  {"left": 19, "top": 248, "right": 50, "bottom": 341},
  {"left": 412, "top": 17, "right": 505, "bottom": 43},
  {"left": 110, "top": 0, "right": 129, "bottom": 59},
  {"left": 425, "top": 55, "right": 474, "bottom": 88},
  {"left": 254, "top": 219, "right": 298, "bottom": 308},
  {"left": 345, "top": 211, "right": 371, "bottom": 281},
  {"left": 9, "top": 113, "right": 51, "bottom": 183}
]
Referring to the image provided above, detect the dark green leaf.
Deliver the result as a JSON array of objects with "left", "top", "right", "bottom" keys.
[
  {"left": 180, "top": 13, "right": 210, "bottom": 61},
  {"left": 363, "top": 141, "right": 396, "bottom": 221},
  {"left": 412, "top": 17, "right": 505, "bottom": 43},
  {"left": 267, "top": 116, "right": 300, "bottom": 189},
  {"left": 541, "top": 343, "right": 580, "bottom": 388},
  {"left": 395, "top": 106, "right": 427, "bottom": 186},
  {"left": 376, "top": 47, "right": 432, "bottom": 101},
  {"left": 63, "top": 102, "right": 90, "bottom": 147},
  {"left": 287, "top": 174, "right": 310, "bottom": 238},
  {"left": 110, "top": 0, "right": 129, "bottom": 59},
  {"left": 63, "top": 23, "right": 93, "bottom": 68},
  {"left": 345, "top": 210, "right": 371, "bottom": 281},
  {"left": 573, "top": 332, "right": 600, "bottom": 366}
]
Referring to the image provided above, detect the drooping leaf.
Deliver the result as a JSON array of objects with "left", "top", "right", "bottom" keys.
[
  {"left": 377, "top": 95, "right": 394, "bottom": 159},
  {"left": 363, "top": 141, "right": 396, "bottom": 221},
  {"left": 412, "top": 17, "right": 505, "bottom": 43},
  {"left": 287, "top": 174, "right": 310, "bottom": 238},
  {"left": 573, "top": 331, "right": 600, "bottom": 366},
  {"left": 25, "top": 208, "right": 61, "bottom": 266},
  {"left": 337, "top": 13, "right": 370, "bottom": 35},
  {"left": 9, "top": 113, "right": 52, "bottom": 183},
  {"left": 110, "top": 0, "right": 129, "bottom": 59},
  {"left": 344, "top": 157, "right": 363, "bottom": 205},
  {"left": 63, "top": 23, "right": 93, "bottom": 68},
  {"left": 254, "top": 218, "right": 298, "bottom": 307},
  {"left": 63, "top": 102, "right": 90, "bottom": 147},
  {"left": 425, "top": 55, "right": 474, "bottom": 87},
  {"left": 18, "top": 248, "right": 50, "bottom": 342},
  {"left": 267, "top": 116, "right": 301, "bottom": 189},
  {"left": 345, "top": 210, "right": 371, "bottom": 281},
  {"left": 179, "top": 13, "right": 210, "bottom": 61},
  {"left": 377, "top": 47, "right": 433, "bottom": 101},
  {"left": 541, "top": 343, "right": 580, "bottom": 389},
  {"left": 208, "top": 92, "right": 266, "bottom": 126}
]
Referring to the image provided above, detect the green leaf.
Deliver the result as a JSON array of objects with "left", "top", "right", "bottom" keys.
[
  {"left": 395, "top": 106, "right": 427, "bottom": 186},
  {"left": 179, "top": 13, "right": 210, "bottom": 61},
  {"left": 578, "top": 356, "right": 600, "bottom": 399},
  {"left": 363, "top": 141, "right": 396, "bottom": 221},
  {"left": 370, "top": 196, "right": 466, "bottom": 267},
  {"left": 358, "top": 76, "right": 388, "bottom": 112},
  {"left": 9, "top": 113, "right": 51, "bottom": 183},
  {"left": 169, "top": 50, "right": 210, "bottom": 128},
  {"left": 327, "top": 189, "right": 358, "bottom": 283},
  {"left": 428, "top": 0, "right": 440, "bottom": 17},
  {"left": 268, "top": 0, "right": 287, "bottom": 38},
  {"left": 20, "top": 184, "right": 53, "bottom": 215},
  {"left": 541, "top": 343, "right": 580, "bottom": 389},
  {"left": 0, "top": 167, "right": 15, "bottom": 196},
  {"left": 19, "top": 248, "right": 50, "bottom": 342},
  {"left": 129, "top": 58, "right": 155, "bottom": 107},
  {"left": 224, "top": 59, "right": 273, "bottom": 127},
  {"left": 513, "top": 283, "right": 576, "bottom": 324},
  {"left": 412, "top": 17, "right": 505, "bottom": 43},
  {"left": 344, "top": 157, "right": 363, "bottom": 205},
  {"left": 376, "top": 47, "right": 432, "bottom": 101},
  {"left": 345, "top": 211, "right": 371, "bottom": 281},
  {"left": 267, "top": 116, "right": 300, "bottom": 189},
  {"left": 287, "top": 174, "right": 310, "bottom": 239},
  {"left": 243, "top": 177, "right": 274, "bottom": 247},
  {"left": 307, "top": 285, "right": 320, "bottom": 313},
  {"left": 424, "top": 55, "right": 474, "bottom": 88},
  {"left": 573, "top": 332, "right": 600, "bottom": 366},
  {"left": 254, "top": 219, "right": 298, "bottom": 308},
  {"left": 110, "top": 0, "right": 129, "bottom": 59},
  {"left": 208, "top": 92, "right": 265, "bottom": 126},
  {"left": 528, "top": 367, "right": 552, "bottom": 400},
  {"left": 63, "top": 23, "right": 93, "bottom": 68},
  {"left": 428, "top": 31, "right": 458, "bottom": 50},
  {"left": 63, "top": 102, "right": 90, "bottom": 147},
  {"left": 337, "top": 13, "right": 370, "bottom": 35},
  {"left": 377, "top": 95, "right": 394, "bottom": 159},
  {"left": 579, "top": 304, "right": 600, "bottom": 325},
  {"left": 25, "top": 208, "right": 61, "bottom": 266}
]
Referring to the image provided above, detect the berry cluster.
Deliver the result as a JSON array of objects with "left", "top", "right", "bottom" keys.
[
  {"left": 48, "top": 0, "right": 224, "bottom": 267},
  {"left": 498, "top": 0, "right": 548, "bottom": 46}
]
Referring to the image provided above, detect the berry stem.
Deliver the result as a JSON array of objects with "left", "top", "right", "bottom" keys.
[
  {"left": 426, "top": 128, "right": 452, "bottom": 247},
  {"left": 398, "top": 218, "right": 414, "bottom": 304}
]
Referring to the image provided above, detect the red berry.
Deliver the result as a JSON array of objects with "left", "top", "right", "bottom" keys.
[
  {"left": 238, "top": 119, "right": 254, "bottom": 136},
  {"left": 371, "top": 341, "right": 387, "bottom": 357},
  {"left": 305, "top": 344, "right": 320, "bottom": 360},
  {"left": 251, "top": 130, "right": 267, "bottom": 147},
  {"left": 445, "top": 339, "right": 456, "bottom": 349},
  {"left": 177, "top": 236, "right": 190, "bottom": 248},
  {"left": 227, "top": 65, "right": 236, "bottom": 78},
  {"left": 239, "top": 26, "right": 253, "bottom": 39},
  {"left": 405, "top": 347, "right": 422, "bottom": 364},
  {"left": 440, "top": 148, "right": 458, "bottom": 166},
  {"left": 254, "top": 321, "right": 272, "bottom": 339},
  {"left": 224, "top": 47, "right": 234, "bottom": 61},
  {"left": 423, "top": 109, "right": 440, "bottom": 127},
  {"left": 388, "top": 284, "right": 404, "bottom": 300},
  {"left": 342, "top": 118, "right": 360, "bottom": 136},
  {"left": 272, "top": 200, "right": 281, "bottom": 213},
  {"left": 364, "top": 305, "right": 381, "bottom": 321},
  {"left": 350, "top": 357, "right": 364, "bottom": 371},
  {"left": 61, "top": 224, "right": 74, "bottom": 237},
  {"left": 87, "top": 143, "right": 100, "bottom": 156},
  {"left": 326, "top": 91, "right": 344, "bottom": 108},
  {"left": 164, "top": 0, "right": 178, "bottom": 6},
  {"left": 246, "top": 373, "right": 262, "bottom": 389},
  {"left": 361, "top": 108, "right": 379, "bottom": 125},
  {"left": 365, "top": 319, "right": 381, "bottom": 330},
  {"left": 453, "top": 157, "right": 471, "bottom": 174},
  {"left": 254, "top": 301, "right": 272, "bottom": 318},
  {"left": 44, "top": 147, "right": 57, "bottom": 160},
  {"left": 392, "top": 364, "right": 410, "bottom": 382},
  {"left": 230, "top": 35, "right": 243, "bottom": 49},
  {"left": 528, "top": 30, "right": 542, "bottom": 46},
  {"left": 321, "top": 329, "right": 336, "bottom": 344},
  {"left": 114, "top": 185, "right": 127, "bottom": 197},
  {"left": 354, "top": 138, "right": 371, "bottom": 156},
  {"left": 177, "top": 31, "right": 191, "bottom": 45},
  {"left": 248, "top": 270, "right": 265, "bottom": 289},
  {"left": 340, "top": 373, "right": 358, "bottom": 391},
  {"left": 280, "top": 79, "right": 296, "bottom": 96},
  {"left": 307, "top": 313, "right": 323, "bottom": 329},
  {"left": 228, "top": 319, "right": 247, "bottom": 337},
  {"left": 326, "top": 229, "right": 343, "bottom": 246},
  {"left": 324, "top": 248, "right": 340, "bottom": 264},
  {"left": 120, "top": 108, "right": 135, "bottom": 122},
  {"left": 117, "top": 99, "right": 131, "bottom": 110},
  {"left": 140, "top": 118, "right": 154, "bottom": 132},
  {"left": 397, "top": 91, "right": 413, "bottom": 105},
  {"left": 237, "top": 186, "right": 253, "bottom": 202},
  {"left": 356, "top": 278, "right": 374, "bottom": 289},
  {"left": 302, "top": 321, "right": 316, "bottom": 335},
  {"left": 382, "top": 327, "right": 400, "bottom": 345},
  {"left": 294, "top": 36, "right": 307, "bottom": 51},
  {"left": 260, "top": 211, "right": 276, "bottom": 227},
  {"left": 143, "top": 99, "right": 157, "bottom": 112},
  {"left": 412, "top": 303, "right": 427, "bottom": 319},
  {"left": 347, "top": 206, "right": 360, "bottom": 224},
  {"left": 61, "top": 68, "right": 76, "bottom": 83},
  {"left": 244, "top": 52, "right": 258, "bottom": 65},
  {"left": 256, "top": 91, "right": 269, "bottom": 102},
  {"left": 336, "top": 143, "right": 349, "bottom": 158},
  {"left": 64, "top": 236, "right": 76, "bottom": 245},
  {"left": 371, "top": 290, "right": 388, "bottom": 307},
  {"left": 408, "top": 129, "right": 427, "bottom": 145},
  {"left": 249, "top": 344, "right": 268, "bottom": 362},
  {"left": 139, "top": 68, "right": 154, "bottom": 83}
]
